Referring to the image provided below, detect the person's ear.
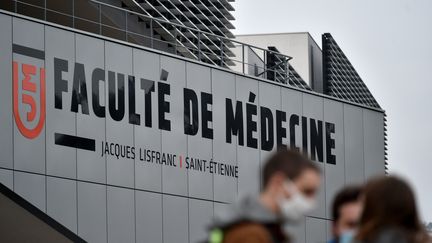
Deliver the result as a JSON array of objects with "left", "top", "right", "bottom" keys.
[{"left": 268, "top": 172, "right": 286, "bottom": 193}]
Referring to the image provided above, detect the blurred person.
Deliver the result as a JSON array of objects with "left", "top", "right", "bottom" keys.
[
  {"left": 353, "top": 176, "right": 431, "bottom": 243},
  {"left": 328, "top": 185, "right": 363, "bottom": 243},
  {"left": 208, "top": 149, "right": 321, "bottom": 243}
]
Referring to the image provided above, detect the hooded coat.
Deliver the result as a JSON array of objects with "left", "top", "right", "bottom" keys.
[{"left": 208, "top": 196, "right": 290, "bottom": 243}]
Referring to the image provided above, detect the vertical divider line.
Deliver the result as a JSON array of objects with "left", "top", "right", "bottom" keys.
[
  {"left": 159, "top": 55, "right": 164, "bottom": 243},
  {"left": 104, "top": 40, "right": 109, "bottom": 243},
  {"left": 210, "top": 69, "right": 215, "bottom": 219},
  {"left": 43, "top": 24, "right": 47, "bottom": 214},
  {"left": 322, "top": 98, "right": 327, "bottom": 221},
  {"left": 74, "top": 31, "right": 79, "bottom": 235},
  {"left": 132, "top": 49, "right": 137, "bottom": 243},
  {"left": 185, "top": 61, "right": 190, "bottom": 243},
  {"left": 362, "top": 109, "right": 365, "bottom": 181},
  {"left": 342, "top": 105, "right": 346, "bottom": 185},
  {"left": 11, "top": 16, "right": 15, "bottom": 191},
  {"left": 235, "top": 74, "right": 238, "bottom": 196}
]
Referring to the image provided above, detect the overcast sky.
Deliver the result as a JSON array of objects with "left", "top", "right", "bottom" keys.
[{"left": 231, "top": 0, "right": 432, "bottom": 222}]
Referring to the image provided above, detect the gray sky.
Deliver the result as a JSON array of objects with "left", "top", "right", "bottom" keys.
[{"left": 231, "top": 0, "right": 432, "bottom": 222}]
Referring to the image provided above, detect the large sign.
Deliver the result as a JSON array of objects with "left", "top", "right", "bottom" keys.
[{"left": 0, "top": 13, "right": 385, "bottom": 243}]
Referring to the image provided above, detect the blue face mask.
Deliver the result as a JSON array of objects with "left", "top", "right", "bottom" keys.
[{"left": 339, "top": 230, "right": 355, "bottom": 243}]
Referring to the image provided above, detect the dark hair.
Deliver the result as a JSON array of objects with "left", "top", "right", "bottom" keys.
[
  {"left": 356, "top": 176, "right": 430, "bottom": 243},
  {"left": 262, "top": 149, "right": 320, "bottom": 188},
  {"left": 331, "top": 185, "right": 362, "bottom": 222}
]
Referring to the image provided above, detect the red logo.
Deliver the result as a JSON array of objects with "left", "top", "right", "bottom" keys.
[{"left": 13, "top": 61, "right": 46, "bottom": 139}]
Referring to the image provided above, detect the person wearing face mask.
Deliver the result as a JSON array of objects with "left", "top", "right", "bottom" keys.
[
  {"left": 207, "top": 149, "right": 321, "bottom": 243},
  {"left": 328, "top": 185, "right": 363, "bottom": 243}
]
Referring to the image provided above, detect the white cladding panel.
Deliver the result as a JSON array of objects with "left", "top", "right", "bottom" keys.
[
  {"left": 302, "top": 93, "right": 326, "bottom": 219},
  {"left": 45, "top": 26, "right": 77, "bottom": 179},
  {"left": 186, "top": 62, "right": 213, "bottom": 200},
  {"left": 0, "top": 169, "right": 13, "bottom": 190},
  {"left": 0, "top": 15, "right": 13, "bottom": 170},
  {"left": 236, "top": 75, "right": 260, "bottom": 197},
  {"left": 77, "top": 182, "right": 107, "bottom": 243},
  {"left": 12, "top": 18, "right": 46, "bottom": 174},
  {"left": 212, "top": 69, "right": 237, "bottom": 203},
  {"left": 76, "top": 33, "right": 107, "bottom": 184},
  {"left": 344, "top": 104, "right": 365, "bottom": 184},
  {"left": 306, "top": 217, "right": 327, "bottom": 243},
  {"left": 133, "top": 50, "right": 162, "bottom": 192},
  {"left": 324, "top": 99, "right": 345, "bottom": 218},
  {"left": 0, "top": 13, "right": 385, "bottom": 243},
  {"left": 46, "top": 177, "right": 77, "bottom": 233},
  {"left": 105, "top": 42, "right": 135, "bottom": 188},
  {"left": 363, "top": 109, "right": 385, "bottom": 178}
]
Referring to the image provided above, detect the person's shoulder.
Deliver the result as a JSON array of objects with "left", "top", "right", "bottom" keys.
[
  {"left": 224, "top": 222, "right": 272, "bottom": 243},
  {"left": 373, "top": 228, "right": 408, "bottom": 243}
]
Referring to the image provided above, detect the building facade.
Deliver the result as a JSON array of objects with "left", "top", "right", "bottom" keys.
[{"left": 0, "top": 1, "right": 385, "bottom": 243}]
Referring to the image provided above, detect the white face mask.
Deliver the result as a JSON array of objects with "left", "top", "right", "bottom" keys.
[
  {"left": 277, "top": 181, "right": 316, "bottom": 222},
  {"left": 339, "top": 230, "right": 356, "bottom": 243}
]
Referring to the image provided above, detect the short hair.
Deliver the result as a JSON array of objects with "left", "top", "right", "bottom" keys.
[
  {"left": 331, "top": 185, "right": 362, "bottom": 221},
  {"left": 262, "top": 149, "right": 320, "bottom": 188}
]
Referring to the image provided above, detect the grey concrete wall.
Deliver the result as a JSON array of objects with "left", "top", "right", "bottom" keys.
[{"left": 0, "top": 12, "right": 385, "bottom": 243}]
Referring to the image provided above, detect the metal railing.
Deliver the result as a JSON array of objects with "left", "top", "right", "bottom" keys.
[{"left": 4, "top": 0, "right": 294, "bottom": 84}]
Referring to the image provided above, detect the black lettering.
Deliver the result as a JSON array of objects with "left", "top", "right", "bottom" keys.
[
  {"left": 140, "top": 79, "right": 155, "bottom": 127},
  {"left": 201, "top": 92, "right": 213, "bottom": 139},
  {"left": 260, "top": 106, "right": 274, "bottom": 151},
  {"left": 54, "top": 58, "right": 68, "bottom": 110},
  {"left": 246, "top": 92, "right": 257, "bottom": 149},
  {"left": 71, "top": 63, "right": 89, "bottom": 114},
  {"left": 225, "top": 99, "right": 244, "bottom": 145},
  {"left": 302, "top": 116, "right": 308, "bottom": 155},
  {"left": 325, "top": 122, "right": 336, "bottom": 164},
  {"left": 289, "top": 114, "right": 300, "bottom": 151},
  {"left": 108, "top": 71, "right": 125, "bottom": 121},
  {"left": 310, "top": 119, "right": 323, "bottom": 162},
  {"left": 158, "top": 82, "right": 171, "bottom": 131},
  {"left": 128, "top": 75, "right": 140, "bottom": 125},
  {"left": 92, "top": 68, "right": 105, "bottom": 118},
  {"left": 184, "top": 88, "right": 199, "bottom": 135},
  {"left": 276, "top": 110, "right": 287, "bottom": 149}
]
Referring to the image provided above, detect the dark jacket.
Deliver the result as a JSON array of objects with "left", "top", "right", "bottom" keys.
[
  {"left": 355, "top": 228, "right": 411, "bottom": 243},
  {"left": 208, "top": 196, "right": 289, "bottom": 243}
]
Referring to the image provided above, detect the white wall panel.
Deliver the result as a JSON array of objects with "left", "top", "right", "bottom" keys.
[
  {"left": 258, "top": 81, "right": 281, "bottom": 191},
  {"left": 324, "top": 99, "right": 345, "bottom": 218},
  {"left": 76, "top": 33, "right": 107, "bottom": 184},
  {"left": 105, "top": 42, "right": 134, "bottom": 188},
  {"left": 189, "top": 199, "right": 213, "bottom": 243},
  {"left": 14, "top": 171, "right": 46, "bottom": 212},
  {"left": 0, "top": 169, "right": 13, "bottom": 190},
  {"left": 163, "top": 195, "right": 189, "bottom": 243},
  {"left": 47, "top": 177, "right": 77, "bottom": 233},
  {"left": 186, "top": 62, "right": 213, "bottom": 200},
  {"left": 45, "top": 26, "right": 76, "bottom": 179},
  {"left": 77, "top": 182, "right": 107, "bottom": 243},
  {"left": 363, "top": 110, "right": 385, "bottom": 178},
  {"left": 133, "top": 50, "right": 162, "bottom": 192},
  {"left": 107, "top": 186, "right": 135, "bottom": 243},
  {"left": 160, "top": 56, "right": 188, "bottom": 196},
  {"left": 306, "top": 217, "right": 326, "bottom": 243},
  {"left": 135, "top": 191, "right": 162, "bottom": 243},
  {"left": 281, "top": 88, "right": 303, "bottom": 149},
  {"left": 344, "top": 105, "right": 365, "bottom": 184},
  {"left": 0, "top": 15, "right": 13, "bottom": 169},
  {"left": 212, "top": 69, "right": 237, "bottom": 203},
  {"left": 12, "top": 18, "right": 46, "bottom": 174},
  {"left": 285, "top": 218, "right": 306, "bottom": 243},
  {"left": 302, "top": 93, "right": 326, "bottom": 218},
  {"left": 236, "top": 75, "right": 260, "bottom": 197}
]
